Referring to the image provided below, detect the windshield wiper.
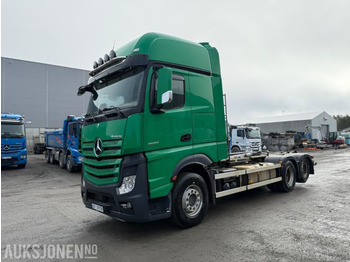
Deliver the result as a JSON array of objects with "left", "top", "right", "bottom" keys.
[
  {"left": 84, "top": 113, "right": 97, "bottom": 123},
  {"left": 101, "top": 106, "right": 126, "bottom": 118}
]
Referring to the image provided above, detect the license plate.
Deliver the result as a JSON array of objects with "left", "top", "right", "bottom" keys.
[
  {"left": 2, "top": 157, "right": 12, "bottom": 160},
  {"left": 91, "top": 203, "right": 104, "bottom": 213}
]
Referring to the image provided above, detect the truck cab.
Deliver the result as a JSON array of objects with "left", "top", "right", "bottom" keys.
[
  {"left": 1, "top": 114, "right": 27, "bottom": 168},
  {"left": 229, "top": 125, "right": 262, "bottom": 153},
  {"left": 45, "top": 116, "right": 83, "bottom": 172}
]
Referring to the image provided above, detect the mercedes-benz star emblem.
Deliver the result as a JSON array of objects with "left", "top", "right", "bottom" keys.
[
  {"left": 94, "top": 138, "right": 103, "bottom": 157},
  {"left": 4, "top": 145, "right": 10, "bottom": 150}
]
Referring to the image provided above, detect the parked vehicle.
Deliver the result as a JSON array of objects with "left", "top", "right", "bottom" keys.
[
  {"left": 229, "top": 125, "right": 262, "bottom": 153},
  {"left": 77, "top": 33, "right": 315, "bottom": 228},
  {"left": 1, "top": 114, "right": 27, "bottom": 168},
  {"left": 45, "top": 115, "right": 83, "bottom": 172},
  {"left": 33, "top": 133, "right": 45, "bottom": 154},
  {"left": 326, "top": 131, "right": 345, "bottom": 145}
]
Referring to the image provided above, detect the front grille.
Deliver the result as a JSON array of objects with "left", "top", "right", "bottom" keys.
[
  {"left": 1, "top": 144, "right": 22, "bottom": 154},
  {"left": 82, "top": 138, "right": 123, "bottom": 185}
]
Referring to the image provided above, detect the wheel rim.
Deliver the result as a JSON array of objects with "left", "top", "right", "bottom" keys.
[
  {"left": 182, "top": 185, "right": 203, "bottom": 218},
  {"left": 285, "top": 166, "right": 295, "bottom": 187}
]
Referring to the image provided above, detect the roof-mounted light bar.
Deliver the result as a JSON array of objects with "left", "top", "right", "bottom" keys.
[{"left": 90, "top": 50, "right": 126, "bottom": 76}]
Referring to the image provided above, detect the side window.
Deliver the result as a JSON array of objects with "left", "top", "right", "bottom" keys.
[
  {"left": 163, "top": 75, "right": 185, "bottom": 110},
  {"left": 237, "top": 129, "right": 244, "bottom": 138},
  {"left": 69, "top": 123, "right": 77, "bottom": 137},
  {"left": 151, "top": 72, "right": 185, "bottom": 111}
]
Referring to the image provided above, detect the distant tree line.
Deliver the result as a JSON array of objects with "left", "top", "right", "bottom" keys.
[{"left": 333, "top": 115, "right": 350, "bottom": 131}]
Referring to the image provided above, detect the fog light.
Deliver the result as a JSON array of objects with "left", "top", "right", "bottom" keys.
[{"left": 116, "top": 175, "right": 136, "bottom": 195}]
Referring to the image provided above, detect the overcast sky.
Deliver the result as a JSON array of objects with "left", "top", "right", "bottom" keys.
[{"left": 2, "top": 0, "right": 349, "bottom": 123}]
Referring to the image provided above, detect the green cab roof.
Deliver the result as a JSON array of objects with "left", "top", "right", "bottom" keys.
[{"left": 115, "top": 33, "right": 212, "bottom": 73}]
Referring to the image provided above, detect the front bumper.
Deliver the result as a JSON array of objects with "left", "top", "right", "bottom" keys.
[
  {"left": 1, "top": 150, "right": 27, "bottom": 166},
  {"left": 81, "top": 153, "right": 171, "bottom": 223}
]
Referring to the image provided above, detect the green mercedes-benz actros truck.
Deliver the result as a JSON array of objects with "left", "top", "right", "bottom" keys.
[{"left": 78, "top": 33, "right": 314, "bottom": 228}]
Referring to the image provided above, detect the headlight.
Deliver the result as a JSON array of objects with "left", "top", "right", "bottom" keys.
[
  {"left": 78, "top": 157, "right": 84, "bottom": 162},
  {"left": 21, "top": 155, "right": 27, "bottom": 159},
  {"left": 116, "top": 175, "right": 136, "bottom": 195},
  {"left": 82, "top": 179, "right": 85, "bottom": 188}
]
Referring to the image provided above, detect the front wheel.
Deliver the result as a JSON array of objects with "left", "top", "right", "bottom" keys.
[
  {"left": 171, "top": 172, "right": 209, "bottom": 228},
  {"left": 66, "top": 155, "right": 76, "bottom": 173}
]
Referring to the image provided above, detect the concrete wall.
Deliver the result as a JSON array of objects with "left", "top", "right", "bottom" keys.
[{"left": 1, "top": 57, "right": 90, "bottom": 128}]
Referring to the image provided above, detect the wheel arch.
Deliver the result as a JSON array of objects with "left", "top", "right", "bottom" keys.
[{"left": 172, "top": 154, "right": 215, "bottom": 205}]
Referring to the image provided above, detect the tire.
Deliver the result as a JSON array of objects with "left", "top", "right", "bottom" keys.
[
  {"left": 59, "top": 152, "right": 66, "bottom": 169},
  {"left": 297, "top": 158, "right": 310, "bottom": 183},
  {"left": 272, "top": 161, "right": 297, "bottom": 192},
  {"left": 66, "top": 155, "right": 76, "bottom": 173},
  {"left": 18, "top": 164, "right": 26, "bottom": 169},
  {"left": 231, "top": 146, "right": 240, "bottom": 153},
  {"left": 171, "top": 172, "right": 209, "bottom": 228},
  {"left": 45, "top": 150, "right": 50, "bottom": 163},
  {"left": 49, "top": 151, "right": 55, "bottom": 164}
]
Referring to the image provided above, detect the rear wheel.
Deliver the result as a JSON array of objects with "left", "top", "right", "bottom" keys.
[
  {"left": 171, "top": 172, "right": 209, "bottom": 228},
  {"left": 45, "top": 150, "right": 50, "bottom": 163},
  {"left": 297, "top": 158, "right": 310, "bottom": 183},
  {"left": 49, "top": 151, "right": 55, "bottom": 164},
  {"left": 269, "top": 161, "right": 296, "bottom": 192},
  {"left": 59, "top": 152, "right": 66, "bottom": 169}
]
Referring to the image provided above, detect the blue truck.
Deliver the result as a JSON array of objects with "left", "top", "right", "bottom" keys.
[
  {"left": 1, "top": 114, "right": 27, "bottom": 168},
  {"left": 45, "top": 115, "right": 83, "bottom": 172}
]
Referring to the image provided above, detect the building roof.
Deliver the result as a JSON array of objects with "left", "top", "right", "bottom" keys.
[{"left": 246, "top": 111, "right": 326, "bottom": 124}]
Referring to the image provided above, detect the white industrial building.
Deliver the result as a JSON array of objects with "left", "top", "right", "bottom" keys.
[{"left": 248, "top": 111, "right": 337, "bottom": 141}]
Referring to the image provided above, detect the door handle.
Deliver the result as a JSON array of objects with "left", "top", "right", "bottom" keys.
[{"left": 181, "top": 134, "right": 192, "bottom": 142}]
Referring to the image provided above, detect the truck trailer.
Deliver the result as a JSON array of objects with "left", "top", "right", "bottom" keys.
[
  {"left": 45, "top": 116, "right": 83, "bottom": 172},
  {"left": 77, "top": 33, "right": 314, "bottom": 228},
  {"left": 1, "top": 114, "right": 27, "bottom": 168}
]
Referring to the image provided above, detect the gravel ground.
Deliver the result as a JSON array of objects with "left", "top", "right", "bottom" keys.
[{"left": 1, "top": 148, "right": 350, "bottom": 261}]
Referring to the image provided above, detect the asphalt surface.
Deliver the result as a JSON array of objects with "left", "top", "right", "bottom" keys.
[{"left": 1, "top": 148, "right": 350, "bottom": 261}]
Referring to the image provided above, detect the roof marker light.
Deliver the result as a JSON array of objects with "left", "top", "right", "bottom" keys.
[
  {"left": 109, "top": 50, "right": 116, "bottom": 58},
  {"left": 104, "top": 54, "right": 110, "bottom": 63},
  {"left": 93, "top": 61, "right": 98, "bottom": 69},
  {"left": 98, "top": 58, "right": 104, "bottom": 66}
]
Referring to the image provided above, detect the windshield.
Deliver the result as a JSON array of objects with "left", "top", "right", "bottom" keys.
[
  {"left": 1, "top": 122, "right": 25, "bottom": 138},
  {"left": 86, "top": 68, "right": 144, "bottom": 116},
  {"left": 246, "top": 128, "right": 261, "bottom": 139}
]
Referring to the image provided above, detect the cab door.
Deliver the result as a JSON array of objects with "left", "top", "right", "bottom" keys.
[
  {"left": 144, "top": 67, "right": 192, "bottom": 152},
  {"left": 68, "top": 122, "right": 79, "bottom": 150},
  {"left": 143, "top": 66, "right": 193, "bottom": 198}
]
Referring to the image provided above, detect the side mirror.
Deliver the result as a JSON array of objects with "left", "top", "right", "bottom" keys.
[
  {"left": 161, "top": 90, "right": 173, "bottom": 104},
  {"left": 77, "top": 84, "right": 98, "bottom": 101},
  {"left": 157, "top": 67, "right": 172, "bottom": 105},
  {"left": 77, "top": 86, "right": 86, "bottom": 96}
]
